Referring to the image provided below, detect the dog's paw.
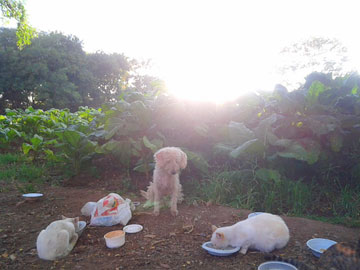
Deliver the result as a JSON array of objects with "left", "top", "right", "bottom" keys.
[{"left": 171, "top": 209, "right": 178, "bottom": 217}]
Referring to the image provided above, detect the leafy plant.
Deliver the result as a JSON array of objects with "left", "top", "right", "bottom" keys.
[{"left": 55, "top": 127, "right": 98, "bottom": 174}]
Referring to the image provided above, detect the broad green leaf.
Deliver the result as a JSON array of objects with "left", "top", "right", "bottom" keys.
[
  {"left": 184, "top": 150, "right": 209, "bottom": 174},
  {"left": 22, "top": 143, "right": 33, "bottom": 155},
  {"left": 213, "top": 143, "right": 234, "bottom": 156},
  {"left": 307, "top": 115, "right": 339, "bottom": 136},
  {"left": 254, "top": 114, "right": 281, "bottom": 145},
  {"left": 351, "top": 85, "right": 358, "bottom": 95},
  {"left": 274, "top": 139, "right": 292, "bottom": 148},
  {"left": 256, "top": 168, "right": 281, "bottom": 184},
  {"left": 133, "top": 163, "right": 148, "bottom": 173},
  {"left": 228, "top": 121, "right": 255, "bottom": 145},
  {"left": 230, "top": 139, "right": 265, "bottom": 159},
  {"left": 7, "top": 128, "right": 21, "bottom": 140},
  {"left": 96, "top": 140, "right": 119, "bottom": 153},
  {"left": 30, "top": 134, "right": 43, "bottom": 149},
  {"left": 143, "top": 136, "right": 158, "bottom": 153},
  {"left": 62, "top": 130, "right": 83, "bottom": 147},
  {"left": 306, "top": 81, "right": 328, "bottom": 106},
  {"left": 44, "top": 139, "right": 58, "bottom": 145},
  {"left": 277, "top": 139, "right": 320, "bottom": 164},
  {"left": 105, "top": 126, "right": 121, "bottom": 140},
  {"left": 329, "top": 132, "right": 343, "bottom": 152}
]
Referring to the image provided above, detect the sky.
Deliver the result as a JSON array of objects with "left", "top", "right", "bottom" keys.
[{"left": 7, "top": 0, "right": 360, "bottom": 102}]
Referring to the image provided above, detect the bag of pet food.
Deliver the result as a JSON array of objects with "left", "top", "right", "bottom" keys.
[{"left": 89, "top": 193, "right": 132, "bottom": 226}]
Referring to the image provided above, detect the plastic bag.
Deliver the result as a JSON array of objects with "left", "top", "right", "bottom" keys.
[
  {"left": 88, "top": 193, "right": 132, "bottom": 226},
  {"left": 81, "top": 202, "right": 97, "bottom": 216}
]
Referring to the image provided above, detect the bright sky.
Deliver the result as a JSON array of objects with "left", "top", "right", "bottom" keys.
[{"left": 14, "top": 0, "right": 360, "bottom": 102}]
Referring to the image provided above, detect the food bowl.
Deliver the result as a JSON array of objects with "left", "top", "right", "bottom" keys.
[
  {"left": 123, "top": 224, "right": 143, "bottom": 234},
  {"left": 248, "top": 212, "right": 265, "bottom": 218},
  {"left": 258, "top": 261, "right": 298, "bottom": 270},
  {"left": 22, "top": 193, "right": 43, "bottom": 201},
  {"left": 306, "top": 238, "right": 337, "bottom": 258},
  {"left": 104, "top": 230, "right": 125, "bottom": 248},
  {"left": 76, "top": 221, "right": 87, "bottom": 236},
  {"left": 201, "top": 241, "right": 240, "bottom": 256}
]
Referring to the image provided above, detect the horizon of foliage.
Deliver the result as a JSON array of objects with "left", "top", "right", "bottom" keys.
[{"left": 1, "top": 71, "right": 360, "bottom": 225}]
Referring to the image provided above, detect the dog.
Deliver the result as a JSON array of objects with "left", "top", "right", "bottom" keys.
[{"left": 141, "top": 147, "right": 187, "bottom": 216}]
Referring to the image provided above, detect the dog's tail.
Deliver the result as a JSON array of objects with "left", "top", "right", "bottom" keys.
[
  {"left": 140, "top": 190, "right": 149, "bottom": 200},
  {"left": 140, "top": 183, "right": 154, "bottom": 202}
]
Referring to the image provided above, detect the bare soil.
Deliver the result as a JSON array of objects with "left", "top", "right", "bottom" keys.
[{"left": 0, "top": 177, "right": 359, "bottom": 270}]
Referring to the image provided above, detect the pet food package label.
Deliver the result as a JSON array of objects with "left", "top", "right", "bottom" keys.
[{"left": 90, "top": 193, "right": 132, "bottom": 226}]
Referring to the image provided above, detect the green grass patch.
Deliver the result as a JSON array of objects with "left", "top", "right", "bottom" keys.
[
  {"left": 183, "top": 169, "right": 360, "bottom": 227},
  {"left": 0, "top": 153, "right": 49, "bottom": 193}
]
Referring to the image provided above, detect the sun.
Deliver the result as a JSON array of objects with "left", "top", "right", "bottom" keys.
[{"left": 159, "top": 56, "right": 280, "bottom": 104}]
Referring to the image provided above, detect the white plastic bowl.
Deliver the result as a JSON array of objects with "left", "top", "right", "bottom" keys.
[
  {"left": 202, "top": 241, "right": 240, "bottom": 256},
  {"left": 248, "top": 212, "right": 265, "bottom": 218},
  {"left": 104, "top": 230, "right": 125, "bottom": 248},
  {"left": 306, "top": 238, "right": 337, "bottom": 257},
  {"left": 258, "top": 261, "right": 298, "bottom": 270},
  {"left": 22, "top": 193, "right": 43, "bottom": 201},
  {"left": 123, "top": 224, "right": 143, "bottom": 234}
]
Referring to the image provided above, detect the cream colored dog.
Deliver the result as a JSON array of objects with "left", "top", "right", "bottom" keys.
[{"left": 141, "top": 147, "right": 187, "bottom": 216}]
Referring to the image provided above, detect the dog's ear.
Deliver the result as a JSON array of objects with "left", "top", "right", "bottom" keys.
[
  {"left": 154, "top": 149, "right": 166, "bottom": 166},
  {"left": 211, "top": 225, "right": 218, "bottom": 233},
  {"left": 179, "top": 150, "right": 187, "bottom": 169}
]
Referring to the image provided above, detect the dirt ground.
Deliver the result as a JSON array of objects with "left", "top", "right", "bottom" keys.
[{"left": 1, "top": 177, "right": 359, "bottom": 270}]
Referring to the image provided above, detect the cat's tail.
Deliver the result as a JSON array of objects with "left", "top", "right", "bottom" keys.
[{"left": 263, "top": 254, "right": 315, "bottom": 270}]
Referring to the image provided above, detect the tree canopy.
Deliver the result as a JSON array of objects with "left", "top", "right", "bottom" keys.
[
  {"left": 278, "top": 37, "right": 353, "bottom": 89},
  {"left": 0, "top": 28, "right": 163, "bottom": 112},
  {"left": 0, "top": 0, "right": 36, "bottom": 49}
]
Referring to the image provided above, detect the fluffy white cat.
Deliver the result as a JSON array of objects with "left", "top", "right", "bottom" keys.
[
  {"left": 36, "top": 216, "right": 79, "bottom": 260},
  {"left": 211, "top": 213, "right": 289, "bottom": 254}
]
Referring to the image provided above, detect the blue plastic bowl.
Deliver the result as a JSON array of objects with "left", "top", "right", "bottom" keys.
[
  {"left": 248, "top": 212, "right": 265, "bottom": 218},
  {"left": 201, "top": 241, "right": 240, "bottom": 256},
  {"left": 258, "top": 261, "right": 298, "bottom": 270},
  {"left": 306, "top": 238, "right": 337, "bottom": 258},
  {"left": 77, "top": 221, "right": 87, "bottom": 236}
]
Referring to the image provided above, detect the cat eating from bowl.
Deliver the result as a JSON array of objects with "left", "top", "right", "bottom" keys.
[
  {"left": 36, "top": 216, "right": 79, "bottom": 260},
  {"left": 211, "top": 213, "right": 289, "bottom": 254}
]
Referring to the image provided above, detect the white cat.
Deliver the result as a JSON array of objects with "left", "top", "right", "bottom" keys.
[
  {"left": 36, "top": 216, "right": 79, "bottom": 261},
  {"left": 211, "top": 213, "right": 289, "bottom": 254}
]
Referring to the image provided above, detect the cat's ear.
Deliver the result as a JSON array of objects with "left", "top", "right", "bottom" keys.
[
  {"left": 61, "top": 215, "right": 67, "bottom": 220},
  {"left": 75, "top": 217, "right": 79, "bottom": 223},
  {"left": 216, "top": 232, "right": 224, "bottom": 240},
  {"left": 211, "top": 225, "right": 218, "bottom": 233}
]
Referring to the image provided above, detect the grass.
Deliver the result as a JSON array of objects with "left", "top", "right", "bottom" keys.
[
  {"left": 0, "top": 153, "right": 48, "bottom": 193},
  {"left": 183, "top": 168, "right": 360, "bottom": 227}
]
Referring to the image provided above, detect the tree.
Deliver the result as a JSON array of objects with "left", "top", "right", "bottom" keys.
[
  {"left": 277, "top": 37, "right": 353, "bottom": 89},
  {"left": 0, "top": 0, "right": 36, "bottom": 49},
  {"left": 85, "top": 52, "right": 133, "bottom": 104},
  {"left": 0, "top": 29, "right": 91, "bottom": 110},
  {"left": 0, "top": 29, "right": 159, "bottom": 111}
]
